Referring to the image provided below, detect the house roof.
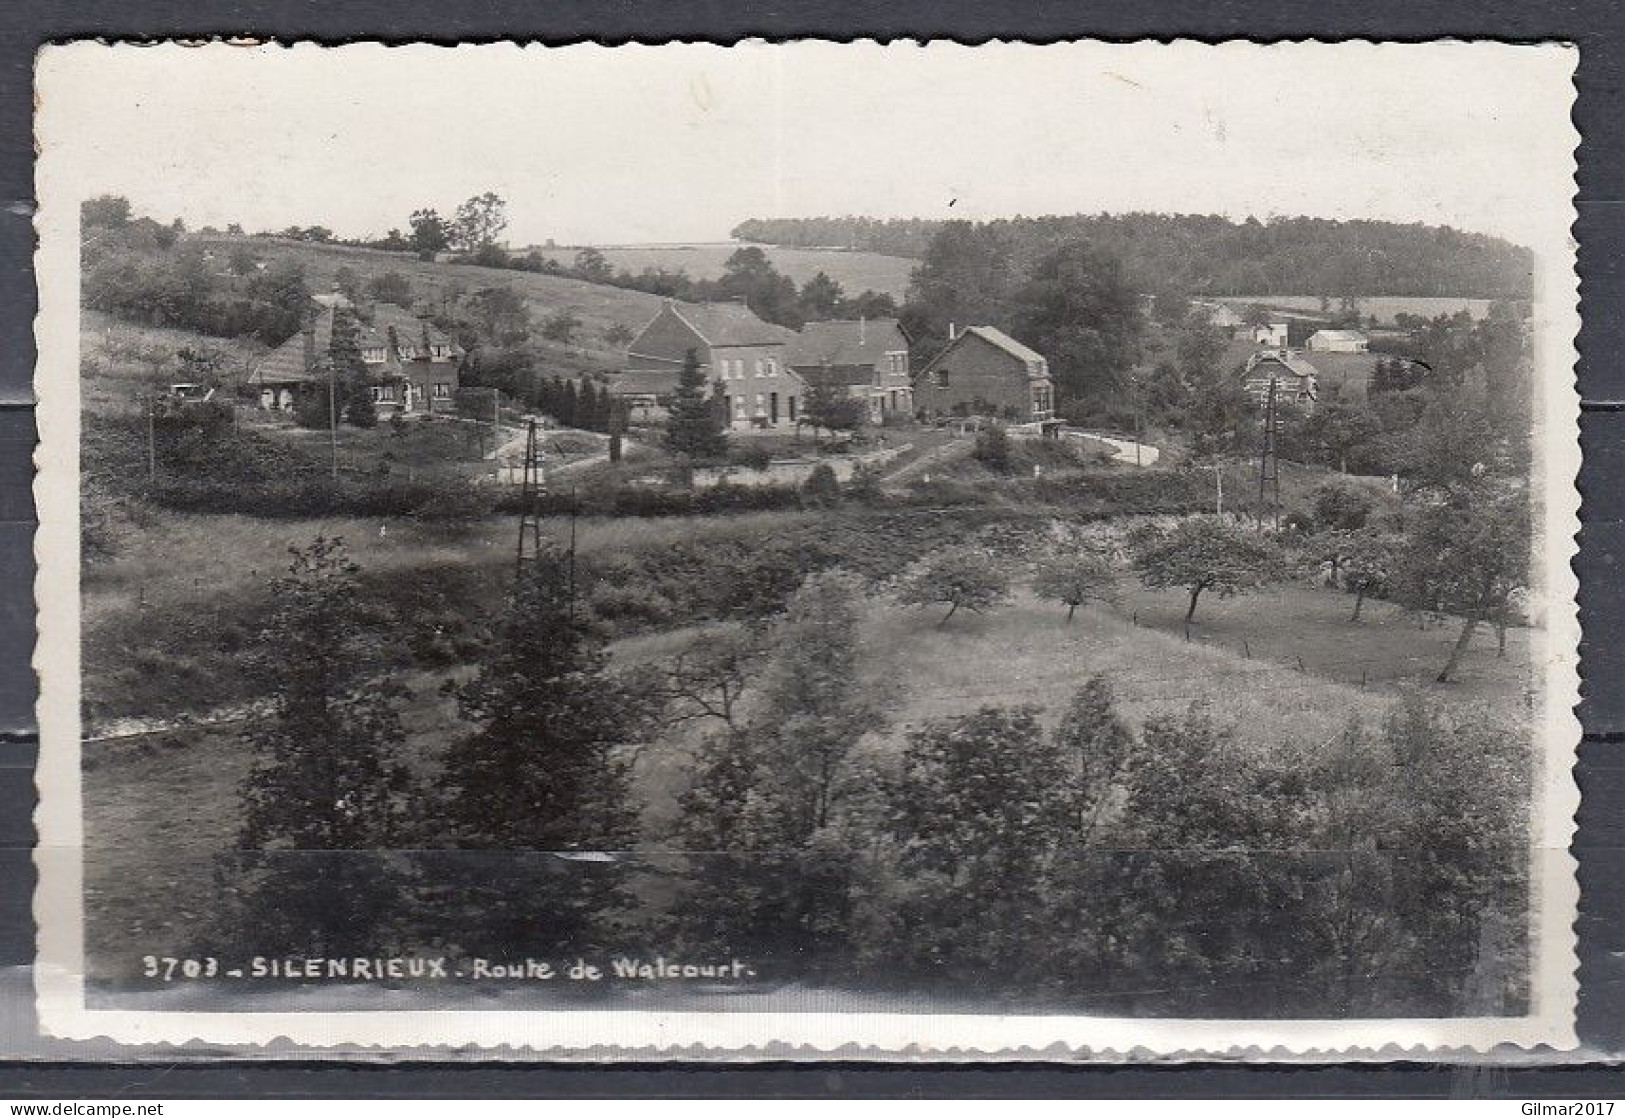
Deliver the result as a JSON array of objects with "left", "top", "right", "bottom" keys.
[
  {"left": 668, "top": 301, "right": 797, "bottom": 347},
  {"left": 1246, "top": 349, "right": 1320, "bottom": 381},
  {"left": 249, "top": 304, "right": 334, "bottom": 386},
  {"left": 921, "top": 325, "right": 1049, "bottom": 378},
  {"left": 786, "top": 318, "right": 907, "bottom": 370},
  {"left": 1306, "top": 328, "right": 1368, "bottom": 344},
  {"left": 358, "top": 302, "right": 456, "bottom": 352}
]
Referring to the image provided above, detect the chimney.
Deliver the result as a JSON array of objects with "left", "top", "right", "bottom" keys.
[{"left": 948, "top": 322, "right": 957, "bottom": 341}]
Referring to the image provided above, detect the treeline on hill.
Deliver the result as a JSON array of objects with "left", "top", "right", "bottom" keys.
[
  {"left": 82, "top": 198, "right": 311, "bottom": 346},
  {"left": 229, "top": 191, "right": 903, "bottom": 332},
  {"left": 733, "top": 213, "right": 1533, "bottom": 300},
  {"left": 202, "top": 498, "right": 1531, "bottom": 1016}
]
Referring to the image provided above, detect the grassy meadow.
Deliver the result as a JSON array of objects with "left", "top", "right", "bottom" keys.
[{"left": 529, "top": 242, "right": 918, "bottom": 301}]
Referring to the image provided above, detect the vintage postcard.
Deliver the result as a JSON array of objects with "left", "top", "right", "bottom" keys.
[{"left": 32, "top": 40, "right": 1580, "bottom": 1058}]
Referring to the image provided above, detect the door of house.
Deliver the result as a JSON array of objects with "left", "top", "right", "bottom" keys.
[{"left": 770, "top": 392, "right": 779, "bottom": 424}]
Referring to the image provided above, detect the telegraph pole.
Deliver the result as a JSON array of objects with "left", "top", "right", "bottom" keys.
[
  {"left": 1257, "top": 376, "right": 1281, "bottom": 531},
  {"left": 146, "top": 394, "right": 156, "bottom": 481},
  {"left": 328, "top": 364, "right": 339, "bottom": 480},
  {"left": 514, "top": 417, "right": 546, "bottom": 584}
]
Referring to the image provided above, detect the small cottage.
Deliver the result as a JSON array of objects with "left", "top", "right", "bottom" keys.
[{"left": 915, "top": 325, "right": 1054, "bottom": 423}]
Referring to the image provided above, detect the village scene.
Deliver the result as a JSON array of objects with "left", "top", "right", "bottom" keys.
[{"left": 68, "top": 48, "right": 1545, "bottom": 1021}]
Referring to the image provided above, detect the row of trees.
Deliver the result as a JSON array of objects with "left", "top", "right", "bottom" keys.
[
  {"left": 889, "top": 484, "right": 1526, "bottom": 685},
  {"left": 735, "top": 213, "right": 1534, "bottom": 300},
  {"left": 224, "top": 538, "right": 1528, "bottom": 1016}
]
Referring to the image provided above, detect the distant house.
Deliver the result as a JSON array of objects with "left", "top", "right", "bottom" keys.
[
  {"left": 247, "top": 301, "right": 462, "bottom": 415},
  {"left": 915, "top": 325, "right": 1055, "bottom": 423},
  {"left": 1305, "top": 328, "right": 1369, "bottom": 353},
  {"left": 1242, "top": 349, "right": 1319, "bottom": 408},
  {"left": 1193, "top": 301, "right": 1245, "bottom": 332},
  {"left": 622, "top": 299, "right": 802, "bottom": 429},
  {"left": 785, "top": 318, "right": 913, "bottom": 422},
  {"left": 1252, "top": 322, "right": 1289, "bottom": 348}
]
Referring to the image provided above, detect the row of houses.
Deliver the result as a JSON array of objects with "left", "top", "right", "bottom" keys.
[
  {"left": 240, "top": 290, "right": 1376, "bottom": 430},
  {"left": 617, "top": 300, "right": 1057, "bottom": 430}
]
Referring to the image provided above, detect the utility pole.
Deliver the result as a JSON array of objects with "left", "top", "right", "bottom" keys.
[
  {"left": 568, "top": 486, "right": 579, "bottom": 627},
  {"left": 328, "top": 364, "right": 339, "bottom": 480},
  {"left": 1257, "top": 376, "right": 1281, "bottom": 531},
  {"left": 514, "top": 418, "right": 547, "bottom": 584},
  {"left": 145, "top": 394, "right": 156, "bottom": 482}
]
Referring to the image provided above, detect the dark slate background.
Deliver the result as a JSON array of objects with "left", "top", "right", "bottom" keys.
[{"left": 0, "top": 0, "right": 1620, "bottom": 1096}]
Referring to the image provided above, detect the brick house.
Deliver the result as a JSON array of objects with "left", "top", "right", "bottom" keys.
[
  {"left": 915, "top": 325, "right": 1055, "bottom": 422},
  {"left": 785, "top": 318, "right": 913, "bottom": 422},
  {"left": 357, "top": 302, "right": 462, "bottom": 415},
  {"left": 248, "top": 300, "right": 461, "bottom": 415},
  {"left": 623, "top": 299, "right": 802, "bottom": 429}
]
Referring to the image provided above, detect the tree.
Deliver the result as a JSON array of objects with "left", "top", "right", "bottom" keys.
[
  {"left": 83, "top": 194, "right": 132, "bottom": 230},
  {"left": 715, "top": 246, "right": 801, "bottom": 327},
  {"left": 436, "top": 548, "right": 645, "bottom": 953},
  {"left": 1051, "top": 676, "right": 1133, "bottom": 832},
  {"left": 1129, "top": 517, "right": 1289, "bottom": 622},
  {"left": 1311, "top": 478, "right": 1375, "bottom": 532},
  {"left": 451, "top": 192, "right": 509, "bottom": 252},
  {"left": 602, "top": 322, "right": 635, "bottom": 350},
  {"left": 329, "top": 309, "right": 376, "bottom": 428},
  {"left": 877, "top": 703, "right": 1086, "bottom": 984},
  {"left": 664, "top": 347, "right": 727, "bottom": 459},
  {"left": 798, "top": 271, "right": 845, "bottom": 321},
  {"left": 541, "top": 309, "right": 581, "bottom": 344},
  {"left": 229, "top": 538, "right": 416, "bottom": 959},
  {"left": 800, "top": 380, "right": 867, "bottom": 442},
  {"left": 240, "top": 538, "right": 412, "bottom": 851},
  {"left": 972, "top": 423, "right": 1011, "bottom": 472},
  {"left": 1342, "top": 528, "right": 1405, "bottom": 622},
  {"left": 573, "top": 247, "right": 614, "bottom": 283},
  {"left": 801, "top": 462, "right": 842, "bottom": 507},
  {"left": 469, "top": 285, "right": 528, "bottom": 344},
  {"left": 1032, "top": 550, "right": 1116, "bottom": 623},
  {"left": 1394, "top": 492, "right": 1529, "bottom": 681},
  {"left": 408, "top": 208, "right": 450, "bottom": 255},
  {"left": 1012, "top": 241, "right": 1143, "bottom": 407},
  {"left": 368, "top": 271, "right": 413, "bottom": 306},
  {"left": 897, "top": 545, "right": 1012, "bottom": 626},
  {"left": 902, "top": 220, "right": 1020, "bottom": 359},
  {"left": 658, "top": 625, "right": 765, "bottom": 732},
  {"left": 227, "top": 244, "right": 259, "bottom": 277}
]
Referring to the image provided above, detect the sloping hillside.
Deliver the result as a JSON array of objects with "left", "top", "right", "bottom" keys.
[
  {"left": 529, "top": 242, "right": 917, "bottom": 301},
  {"left": 189, "top": 234, "right": 671, "bottom": 360}
]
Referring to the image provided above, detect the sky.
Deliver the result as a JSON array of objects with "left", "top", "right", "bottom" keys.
[{"left": 36, "top": 40, "right": 1577, "bottom": 251}]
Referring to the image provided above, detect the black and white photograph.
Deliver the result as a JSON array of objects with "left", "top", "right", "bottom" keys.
[{"left": 31, "top": 39, "right": 1580, "bottom": 1056}]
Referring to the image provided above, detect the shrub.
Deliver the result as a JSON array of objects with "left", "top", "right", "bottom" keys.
[
  {"left": 972, "top": 424, "right": 1012, "bottom": 472},
  {"left": 801, "top": 463, "right": 842, "bottom": 507}
]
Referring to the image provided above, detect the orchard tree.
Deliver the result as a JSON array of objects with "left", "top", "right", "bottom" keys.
[
  {"left": 1342, "top": 528, "right": 1405, "bottom": 622},
  {"left": 1129, "top": 517, "right": 1288, "bottom": 622},
  {"left": 897, "top": 545, "right": 1012, "bottom": 626},
  {"left": 1032, "top": 549, "right": 1116, "bottom": 623},
  {"left": 658, "top": 625, "right": 766, "bottom": 733},
  {"left": 1395, "top": 492, "right": 1529, "bottom": 682},
  {"left": 664, "top": 347, "right": 727, "bottom": 459}
]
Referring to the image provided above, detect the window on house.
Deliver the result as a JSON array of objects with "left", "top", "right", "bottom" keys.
[
  {"left": 734, "top": 398, "right": 744, "bottom": 415},
  {"left": 755, "top": 393, "right": 765, "bottom": 412},
  {"left": 766, "top": 358, "right": 777, "bottom": 376},
  {"left": 934, "top": 369, "right": 950, "bottom": 389},
  {"left": 434, "top": 383, "right": 451, "bottom": 398},
  {"left": 788, "top": 395, "right": 798, "bottom": 422}
]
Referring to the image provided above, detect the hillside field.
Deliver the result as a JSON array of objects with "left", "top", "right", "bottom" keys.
[
  {"left": 528, "top": 242, "right": 918, "bottom": 301},
  {"left": 1217, "top": 294, "right": 1501, "bottom": 324},
  {"left": 189, "top": 234, "right": 670, "bottom": 363}
]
